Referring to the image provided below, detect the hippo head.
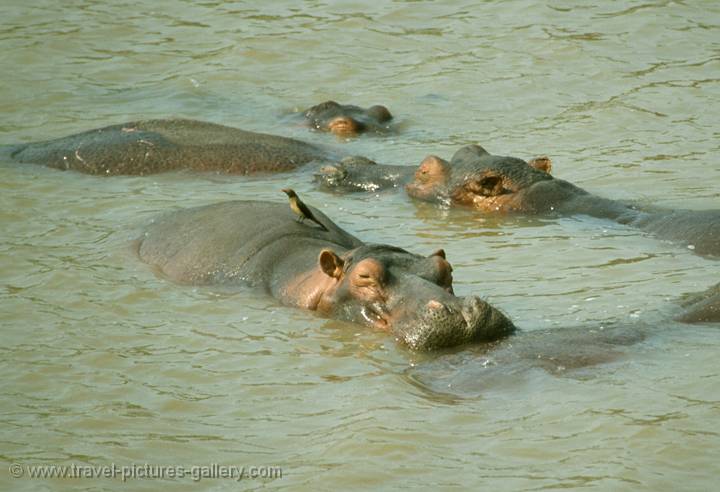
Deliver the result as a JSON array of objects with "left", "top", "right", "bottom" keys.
[
  {"left": 315, "top": 156, "right": 404, "bottom": 192},
  {"left": 406, "top": 145, "right": 583, "bottom": 213},
  {"left": 303, "top": 244, "right": 515, "bottom": 350},
  {"left": 303, "top": 100, "right": 393, "bottom": 136}
]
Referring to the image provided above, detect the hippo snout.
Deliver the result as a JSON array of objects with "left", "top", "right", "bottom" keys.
[
  {"left": 393, "top": 296, "right": 516, "bottom": 351},
  {"left": 460, "top": 296, "right": 516, "bottom": 342}
]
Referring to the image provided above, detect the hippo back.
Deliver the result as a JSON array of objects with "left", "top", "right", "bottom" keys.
[
  {"left": 138, "top": 200, "right": 362, "bottom": 286},
  {"left": 9, "top": 119, "right": 330, "bottom": 175},
  {"left": 676, "top": 282, "right": 720, "bottom": 323}
]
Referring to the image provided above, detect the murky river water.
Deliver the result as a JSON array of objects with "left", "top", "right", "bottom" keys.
[{"left": 1, "top": 1, "right": 719, "bottom": 490}]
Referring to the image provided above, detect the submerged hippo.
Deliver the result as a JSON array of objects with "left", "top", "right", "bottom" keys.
[
  {"left": 318, "top": 145, "right": 720, "bottom": 258},
  {"left": 136, "top": 200, "right": 515, "bottom": 351},
  {"left": 408, "top": 322, "right": 649, "bottom": 397},
  {"left": 676, "top": 283, "right": 720, "bottom": 323},
  {"left": 300, "top": 100, "right": 394, "bottom": 136},
  {"left": 315, "top": 149, "right": 550, "bottom": 193},
  {"left": 411, "top": 282, "right": 719, "bottom": 397},
  {"left": 1, "top": 119, "right": 354, "bottom": 176}
]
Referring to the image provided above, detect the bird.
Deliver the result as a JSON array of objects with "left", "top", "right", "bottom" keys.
[{"left": 282, "top": 188, "right": 328, "bottom": 231}]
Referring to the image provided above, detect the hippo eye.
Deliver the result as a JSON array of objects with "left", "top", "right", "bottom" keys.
[
  {"left": 352, "top": 259, "right": 386, "bottom": 295},
  {"left": 355, "top": 272, "right": 380, "bottom": 285},
  {"left": 352, "top": 272, "right": 386, "bottom": 302}
]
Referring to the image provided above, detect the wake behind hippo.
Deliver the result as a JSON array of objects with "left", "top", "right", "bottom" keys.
[{"left": 136, "top": 199, "right": 515, "bottom": 351}]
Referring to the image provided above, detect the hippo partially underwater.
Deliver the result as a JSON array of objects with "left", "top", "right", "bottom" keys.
[
  {"left": 676, "top": 283, "right": 720, "bottom": 324},
  {"left": 317, "top": 145, "right": 720, "bottom": 323},
  {"left": 135, "top": 196, "right": 713, "bottom": 380},
  {"left": 4, "top": 109, "right": 715, "bottom": 325},
  {"left": 136, "top": 200, "right": 515, "bottom": 351},
  {"left": 318, "top": 145, "right": 720, "bottom": 257},
  {"left": 1, "top": 101, "right": 390, "bottom": 176},
  {"left": 300, "top": 100, "right": 394, "bottom": 136}
]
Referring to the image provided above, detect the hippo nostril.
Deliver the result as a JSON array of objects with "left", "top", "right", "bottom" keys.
[
  {"left": 460, "top": 296, "right": 516, "bottom": 342},
  {"left": 427, "top": 299, "right": 455, "bottom": 317},
  {"left": 427, "top": 299, "right": 444, "bottom": 311},
  {"left": 463, "top": 296, "right": 486, "bottom": 310},
  {"left": 461, "top": 296, "right": 488, "bottom": 326}
]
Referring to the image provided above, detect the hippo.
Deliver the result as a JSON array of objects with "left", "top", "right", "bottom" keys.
[
  {"left": 1, "top": 119, "right": 355, "bottom": 176},
  {"left": 315, "top": 150, "right": 550, "bottom": 193},
  {"left": 300, "top": 100, "right": 394, "bottom": 136},
  {"left": 406, "top": 145, "right": 720, "bottom": 258},
  {"left": 410, "top": 281, "right": 719, "bottom": 398},
  {"left": 408, "top": 322, "right": 649, "bottom": 397},
  {"left": 317, "top": 145, "right": 720, "bottom": 322},
  {"left": 136, "top": 199, "right": 515, "bottom": 351},
  {"left": 318, "top": 145, "right": 720, "bottom": 258},
  {"left": 316, "top": 157, "right": 411, "bottom": 192},
  {"left": 676, "top": 283, "right": 720, "bottom": 323}
]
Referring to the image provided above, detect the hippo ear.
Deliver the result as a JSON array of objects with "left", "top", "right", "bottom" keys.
[
  {"left": 429, "top": 249, "right": 446, "bottom": 259},
  {"left": 528, "top": 156, "right": 552, "bottom": 174},
  {"left": 368, "top": 105, "right": 393, "bottom": 122},
  {"left": 319, "top": 249, "right": 344, "bottom": 279}
]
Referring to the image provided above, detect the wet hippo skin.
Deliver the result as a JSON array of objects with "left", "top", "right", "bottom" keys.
[
  {"left": 408, "top": 146, "right": 719, "bottom": 322},
  {"left": 314, "top": 149, "right": 550, "bottom": 193},
  {"left": 136, "top": 200, "right": 515, "bottom": 351},
  {"left": 319, "top": 144, "right": 719, "bottom": 258},
  {"left": 407, "top": 323, "right": 649, "bottom": 397},
  {"left": 318, "top": 145, "right": 719, "bottom": 322},
  {"left": 405, "top": 145, "right": 720, "bottom": 258},
  {"left": 676, "top": 283, "right": 720, "bottom": 323},
  {"left": 2, "top": 119, "right": 347, "bottom": 176},
  {"left": 2, "top": 100, "right": 396, "bottom": 175},
  {"left": 301, "top": 100, "right": 394, "bottom": 136}
]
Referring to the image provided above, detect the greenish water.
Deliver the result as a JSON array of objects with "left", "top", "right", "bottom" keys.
[{"left": 1, "top": 1, "right": 719, "bottom": 490}]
